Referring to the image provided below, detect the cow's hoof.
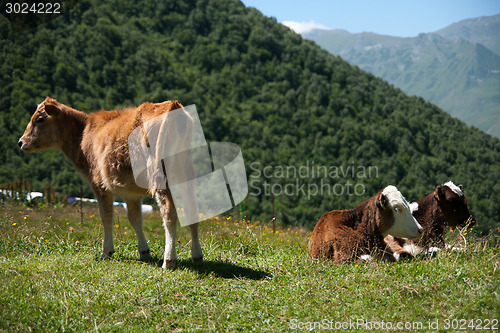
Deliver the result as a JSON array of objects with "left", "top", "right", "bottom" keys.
[
  {"left": 427, "top": 247, "right": 441, "bottom": 254},
  {"left": 192, "top": 256, "right": 204, "bottom": 265},
  {"left": 140, "top": 249, "right": 153, "bottom": 262},
  {"left": 101, "top": 251, "right": 115, "bottom": 260},
  {"left": 162, "top": 259, "right": 177, "bottom": 270},
  {"left": 359, "top": 254, "right": 373, "bottom": 262},
  {"left": 397, "top": 251, "right": 414, "bottom": 261}
]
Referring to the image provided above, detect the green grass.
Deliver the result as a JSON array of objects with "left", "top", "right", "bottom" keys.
[{"left": 0, "top": 203, "right": 498, "bottom": 332}]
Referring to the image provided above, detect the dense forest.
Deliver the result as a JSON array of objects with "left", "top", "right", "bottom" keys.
[{"left": 1, "top": 0, "right": 499, "bottom": 233}]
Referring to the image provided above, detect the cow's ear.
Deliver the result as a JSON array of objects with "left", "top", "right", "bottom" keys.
[
  {"left": 170, "top": 100, "right": 183, "bottom": 111},
  {"left": 377, "top": 193, "right": 388, "bottom": 209},
  {"left": 458, "top": 184, "right": 464, "bottom": 192},
  {"left": 434, "top": 185, "right": 445, "bottom": 201},
  {"left": 44, "top": 102, "right": 61, "bottom": 116}
]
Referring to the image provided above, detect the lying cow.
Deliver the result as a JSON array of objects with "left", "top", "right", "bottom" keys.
[
  {"left": 19, "top": 97, "right": 202, "bottom": 269},
  {"left": 385, "top": 181, "right": 475, "bottom": 260},
  {"left": 307, "top": 186, "right": 422, "bottom": 263}
]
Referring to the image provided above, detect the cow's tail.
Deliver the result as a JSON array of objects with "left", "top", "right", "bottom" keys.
[{"left": 147, "top": 101, "right": 194, "bottom": 199}]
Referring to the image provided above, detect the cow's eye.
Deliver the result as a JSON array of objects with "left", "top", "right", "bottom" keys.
[
  {"left": 394, "top": 207, "right": 402, "bottom": 213},
  {"left": 36, "top": 116, "right": 44, "bottom": 123}
]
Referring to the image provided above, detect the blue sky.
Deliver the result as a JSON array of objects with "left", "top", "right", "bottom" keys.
[{"left": 241, "top": 0, "right": 500, "bottom": 37}]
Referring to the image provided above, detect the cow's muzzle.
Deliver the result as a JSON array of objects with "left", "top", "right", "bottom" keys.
[{"left": 18, "top": 139, "right": 31, "bottom": 151}]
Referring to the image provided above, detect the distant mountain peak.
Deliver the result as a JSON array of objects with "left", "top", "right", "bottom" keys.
[{"left": 436, "top": 13, "right": 500, "bottom": 56}]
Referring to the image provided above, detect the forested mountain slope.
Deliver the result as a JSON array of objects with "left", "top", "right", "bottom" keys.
[{"left": 0, "top": 0, "right": 499, "bottom": 232}]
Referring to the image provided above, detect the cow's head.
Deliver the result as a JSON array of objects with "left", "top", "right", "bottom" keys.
[
  {"left": 434, "top": 181, "right": 475, "bottom": 228},
  {"left": 18, "top": 97, "right": 62, "bottom": 152},
  {"left": 377, "top": 185, "right": 423, "bottom": 239}
]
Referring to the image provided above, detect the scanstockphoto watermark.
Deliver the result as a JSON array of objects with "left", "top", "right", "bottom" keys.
[
  {"left": 289, "top": 318, "right": 499, "bottom": 331},
  {"left": 289, "top": 318, "right": 424, "bottom": 331},
  {"left": 248, "top": 161, "right": 378, "bottom": 200}
]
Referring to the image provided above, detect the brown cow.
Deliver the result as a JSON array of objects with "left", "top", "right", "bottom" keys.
[
  {"left": 307, "top": 186, "right": 422, "bottom": 263},
  {"left": 18, "top": 97, "right": 202, "bottom": 269},
  {"left": 385, "top": 181, "right": 475, "bottom": 260}
]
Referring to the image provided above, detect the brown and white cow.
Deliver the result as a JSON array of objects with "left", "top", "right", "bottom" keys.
[
  {"left": 385, "top": 181, "right": 475, "bottom": 260},
  {"left": 307, "top": 186, "right": 422, "bottom": 263},
  {"left": 18, "top": 97, "right": 202, "bottom": 269}
]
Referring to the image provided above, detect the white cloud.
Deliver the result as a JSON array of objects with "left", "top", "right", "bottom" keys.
[{"left": 282, "top": 20, "right": 331, "bottom": 34}]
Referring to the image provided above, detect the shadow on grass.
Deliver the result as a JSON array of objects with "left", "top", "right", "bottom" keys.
[
  {"left": 110, "top": 255, "right": 272, "bottom": 280},
  {"left": 177, "top": 259, "right": 272, "bottom": 280}
]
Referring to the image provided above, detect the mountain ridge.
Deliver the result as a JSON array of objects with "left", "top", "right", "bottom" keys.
[
  {"left": 436, "top": 14, "right": 500, "bottom": 56},
  {"left": 304, "top": 14, "right": 500, "bottom": 138}
]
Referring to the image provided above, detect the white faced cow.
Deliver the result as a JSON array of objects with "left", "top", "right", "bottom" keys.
[
  {"left": 19, "top": 97, "right": 202, "bottom": 269},
  {"left": 307, "top": 185, "right": 423, "bottom": 263}
]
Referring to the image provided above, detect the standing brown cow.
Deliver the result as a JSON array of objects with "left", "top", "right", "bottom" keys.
[{"left": 19, "top": 97, "right": 202, "bottom": 269}]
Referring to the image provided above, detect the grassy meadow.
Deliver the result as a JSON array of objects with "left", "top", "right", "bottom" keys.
[{"left": 0, "top": 202, "right": 498, "bottom": 332}]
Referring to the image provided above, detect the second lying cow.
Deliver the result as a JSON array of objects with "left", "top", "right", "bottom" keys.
[{"left": 308, "top": 186, "right": 422, "bottom": 263}]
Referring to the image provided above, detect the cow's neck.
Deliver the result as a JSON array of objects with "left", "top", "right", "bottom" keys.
[
  {"left": 415, "top": 193, "right": 444, "bottom": 228},
  {"left": 352, "top": 199, "right": 378, "bottom": 234},
  {"left": 58, "top": 107, "right": 90, "bottom": 177}
]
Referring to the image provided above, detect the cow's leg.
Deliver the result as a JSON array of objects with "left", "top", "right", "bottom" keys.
[
  {"left": 167, "top": 149, "right": 203, "bottom": 264},
  {"left": 334, "top": 244, "right": 352, "bottom": 263},
  {"left": 394, "top": 250, "right": 413, "bottom": 261},
  {"left": 384, "top": 235, "right": 413, "bottom": 261},
  {"left": 94, "top": 189, "right": 115, "bottom": 259},
  {"left": 125, "top": 197, "right": 152, "bottom": 261},
  {"left": 156, "top": 190, "right": 177, "bottom": 269},
  {"left": 163, "top": 204, "right": 178, "bottom": 269},
  {"left": 189, "top": 222, "right": 203, "bottom": 264},
  {"left": 380, "top": 247, "right": 398, "bottom": 262}
]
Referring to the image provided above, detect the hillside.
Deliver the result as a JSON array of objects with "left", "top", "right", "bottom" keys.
[
  {"left": 0, "top": 0, "right": 499, "bottom": 233},
  {"left": 304, "top": 15, "right": 500, "bottom": 138}
]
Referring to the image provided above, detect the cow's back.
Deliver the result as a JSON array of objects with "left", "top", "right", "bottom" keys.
[
  {"left": 81, "top": 101, "right": 183, "bottom": 193},
  {"left": 308, "top": 210, "right": 353, "bottom": 259}
]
